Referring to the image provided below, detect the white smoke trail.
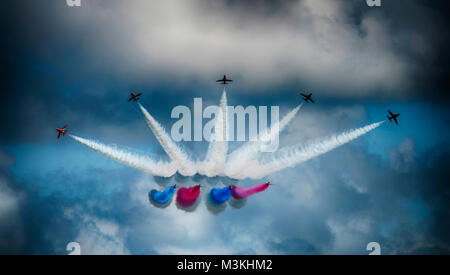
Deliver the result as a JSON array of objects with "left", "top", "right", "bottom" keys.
[
  {"left": 199, "top": 90, "right": 228, "bottom": 177},
  {"left": 70, "top": 135, "right": 177, "bottom": 177},
  {"left": 231, "top": 121, "right": 385, "bottom": 179},
  {"left": 138, "top": 103, "right": 197, "bottom": 176},
  {"left": 224, "top": 103, "right": 303, "bottom": 178}
]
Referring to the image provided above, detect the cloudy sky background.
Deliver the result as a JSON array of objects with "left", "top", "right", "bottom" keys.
[{"left": 1, "top": 0, "right": 449, "bottom": 254}]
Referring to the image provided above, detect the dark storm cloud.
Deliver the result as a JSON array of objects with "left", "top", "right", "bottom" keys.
[
  {"left": 1, "top": 0, "right": 449, "bottom": 142},
  {"left": 347, "top": 0, "right": 450, "bottom": 100},
  {"left": 3, "top": 1, "right": 450, "bottom": 99},
  {"left": 0, "top": 1, "right": 204, "bottom": 144}
]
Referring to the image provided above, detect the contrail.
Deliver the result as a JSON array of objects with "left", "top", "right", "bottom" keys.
[
  {"left": 69, "top": 135, "right": 177, "bottom": 177},
  {"left": 224, "top": 103, "right": 303, "bottom": 178},
  {"left": 232, "top": 121, "right": 385, "bottom": 179},
  {"left": 199, "top": 89, "right": 228, "bottom": 177},
  {"left": 138, "top": 103, "right": 197, "bottom": 176}
]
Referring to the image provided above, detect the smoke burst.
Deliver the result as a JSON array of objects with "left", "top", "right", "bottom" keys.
[
  {"left": 224, "top": 103, "right": 303, "bottom": 178},
  {"left": 71, "top": 91, "right": 383, "bottom": 180}
]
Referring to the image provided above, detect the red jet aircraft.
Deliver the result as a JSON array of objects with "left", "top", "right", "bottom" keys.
[
  {"left": 56, "top": 125, "right": 68, "bottom": 139},
  {"left": 128, "top": 92, "right": 142, "bottom": 102}
]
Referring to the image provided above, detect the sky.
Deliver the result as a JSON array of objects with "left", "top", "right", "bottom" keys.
[{"left": 0, "top": 0, "right": 449, "bottom": 254}]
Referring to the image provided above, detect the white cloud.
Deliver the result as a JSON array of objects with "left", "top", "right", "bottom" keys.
[{"left": 62, "top": 0, "right": 412, "bottom": 96}]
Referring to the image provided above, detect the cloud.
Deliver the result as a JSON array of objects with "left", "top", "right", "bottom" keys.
[
  {"left": 389, "top": 137, "right": 416, "bottom": 172},
  {"left": 2, "top": 0, "right": 449, "bottom": 144},
  {"left": 54, "top": 0, "right": 412, "bottom": 96},
  {"left": 2, "top": 112, "right": 450, "bottom": 254},
  {"left": 1, "top": 0, "right": 450, "bottom": 255},
  {"left": 64, "top": 207, "right": 130, "bottom": 255},
  {"left": 5, "top": 0, "right": 448, "bottom": 99},
  {"left": 0, "top": 180, "right": 24, "bottom": 250}
]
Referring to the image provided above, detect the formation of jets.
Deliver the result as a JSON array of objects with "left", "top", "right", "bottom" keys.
[
  {"left": 387, "top": 110, "right": 400, "bottom": 125},
  {"left": 56, "top": 75, "right": 400, "bottom": 139},
  {"left": 56, "top": 125, "right": 68, "bottom": 139}
]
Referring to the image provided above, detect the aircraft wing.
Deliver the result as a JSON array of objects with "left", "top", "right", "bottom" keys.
[
  {"left": 393, "top": 117, "right": 398, "bottom": 125},
  {"left": 388, "top": 110, "right": 393, "bottom": 116},
  {"left": 57, "top": 132, "right": 61, "bottom": 139},
  {"left": 136, "top": 93, "right": 142, "bottom": 96},
  {"left": 310, "top": 98, "right": 315, "bottom": 103},
  {"left": 128, "top": 97, "right": 133, "bottom": 102}
]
